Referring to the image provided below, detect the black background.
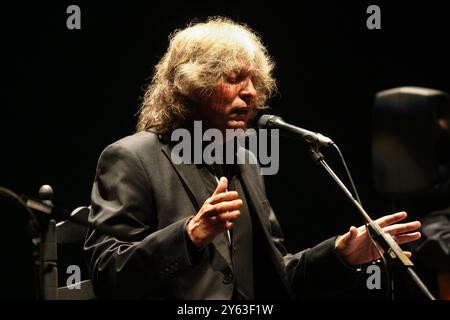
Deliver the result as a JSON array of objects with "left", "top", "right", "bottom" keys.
[{"left": 2, "top": 1, "right": 450, "bottom": 299}]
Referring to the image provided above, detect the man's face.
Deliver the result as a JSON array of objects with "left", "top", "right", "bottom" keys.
[{"left": 197, "top": 68, "right": 257, "bottom": 133}]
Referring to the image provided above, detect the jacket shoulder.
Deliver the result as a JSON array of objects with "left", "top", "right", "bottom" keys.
[{"left": 105, "top": 131, "right": 164, "bottom": 155}]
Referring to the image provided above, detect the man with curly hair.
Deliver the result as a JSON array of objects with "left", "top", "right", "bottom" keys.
[{"left": 84, "top": 17, "right": 421, "bottom": 299}]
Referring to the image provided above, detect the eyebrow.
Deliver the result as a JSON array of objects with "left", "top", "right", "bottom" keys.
[{"left": 228, "top": 68, "right": 256, "bottom": 78}]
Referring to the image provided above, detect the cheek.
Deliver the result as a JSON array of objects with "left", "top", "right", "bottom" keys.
[
  {"left": 204, "top": 83, "right": 241, "bottom": 114},
  {"left": 214, "top": 85, "right": 239, "bottom": 105}
]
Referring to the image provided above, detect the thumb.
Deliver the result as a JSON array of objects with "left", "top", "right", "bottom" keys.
[
  {"left": 212, "top": 177, "right": 228, "bottom": 196},
  {"left": 339, "top": 226, "right": 358, "bottom": 246}
]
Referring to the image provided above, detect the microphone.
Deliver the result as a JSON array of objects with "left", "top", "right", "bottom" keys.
[{"left": 257, "top": 114, "right": 334, "bottom": 147}]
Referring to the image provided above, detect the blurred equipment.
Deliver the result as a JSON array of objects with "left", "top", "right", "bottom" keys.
[
  {"left": 373, "top": 86, "right": 450, "bottom": 198},
  {"left": 0, "top": 187, "right": 41, "bottom": 299},
  {"left": 372, "top": 86, "right": 450, "bottom": 299},
  {"left": 53, "top": 206, "right": 94, "bottom": 299},
  {"left": 0, "top": 185, "right": 94, "bottom": 299}
]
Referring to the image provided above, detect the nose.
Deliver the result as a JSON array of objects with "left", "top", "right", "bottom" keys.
[{"left": 240, "top": 77, "right": 256, "bottom": 103}]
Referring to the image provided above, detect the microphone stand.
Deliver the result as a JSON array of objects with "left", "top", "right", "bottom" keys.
[{"left": 308, "top": 144, "right": 436, "bottom": 300}]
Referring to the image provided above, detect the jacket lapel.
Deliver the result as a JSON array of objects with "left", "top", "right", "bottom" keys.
[
  {"left": 161, "top": 144, "right": 209, "bottom": 211},
  {"left": 237, "top": 147, "right": 294, "bottom": 298},
  {"left": 237, "top": 161, "right": 269, "bottom": 234},
  {"left": 160, "top": 144, "right": 232, "bottom": 267},
  {"left": 236, "top": 146, "right": 267, "bottom": 229}
]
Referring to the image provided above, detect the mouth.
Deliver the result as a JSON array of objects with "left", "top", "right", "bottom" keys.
[{"left": 230, "top": 108, "right": 250, "bottom": 119}]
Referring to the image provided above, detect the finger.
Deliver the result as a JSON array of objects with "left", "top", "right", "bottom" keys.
[
  {"left": 376, "top": 211, "right": 407, "bottom": 228},
  {"left": 213, "top": 210, "right": 240, "bottom": 222},
  {"left": 208, "top": 191, "right": 239, "bottom": 205},
  {"left": 403, "top": 251, "right": 412, "bottom": 258},
  {"left": 212, "top": 177, "right": 228, "bottom": 196},
  {"left": 207, "top": 199, "right": 243, "bottom": 216},
  {"left": 207, "top": 220, "right": 235, "bottom": 233},
  {"left": 383, "top": 221, "right": 421, "bottom": 235},
  {"left": 394, "top": 232, "right": 421, "bottom": 244}
]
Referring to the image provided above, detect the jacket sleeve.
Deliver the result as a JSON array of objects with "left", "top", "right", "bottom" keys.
[
  {"left": 266, "top": 201, "right": 362, "bottom": 299},
  {"left": 84, "top": 142, "right": 197, "bottom": 299},
  {"left": 256, "top": 171, "right": 361, "bottom": 299}
]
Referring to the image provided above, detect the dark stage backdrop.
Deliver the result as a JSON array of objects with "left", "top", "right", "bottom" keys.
[{"left": 2, "top": 1, "right": 450, "bottom": 296}]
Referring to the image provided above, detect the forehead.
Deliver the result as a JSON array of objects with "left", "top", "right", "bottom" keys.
[{"left": 226, "top": 64, "right": 257, "bottom": 76}]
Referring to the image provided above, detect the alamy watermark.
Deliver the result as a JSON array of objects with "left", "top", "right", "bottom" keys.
[
  {"left": 66, "top": 265, "right": 81, "bottom": 289},
  {"left": 366, "top": 5, "right": 381, "bottom": 30},
  {"left": 170, "top": 121, "right": 280, "bottom": 175},
  {"left": 366, "top": 264, "right": 382, "bottom": 290},
  {"left": 64, "top": 5, "right": 380, "bottom": 31},
  {"left": 66, "top": 5, "right": 81, "bottom": 30}
]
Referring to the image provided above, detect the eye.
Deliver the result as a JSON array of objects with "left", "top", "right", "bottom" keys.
[
  {"left": 227, "top": 71, "right": 249, "bottom": 84},
  {"left": 226, "top": 77, "right": 238, "bottom": 84},
  {"left": 226, "top": 74, "right": 243, "bottom": 84}
]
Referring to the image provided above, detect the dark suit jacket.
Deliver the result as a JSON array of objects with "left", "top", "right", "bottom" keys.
[{"left": 84, "top": 131, "right": 359, "bottom": 299}]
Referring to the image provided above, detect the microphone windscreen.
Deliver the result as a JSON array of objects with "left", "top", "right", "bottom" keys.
[{"left": 257, "top": 114, "right": 280, "bottom": 128}]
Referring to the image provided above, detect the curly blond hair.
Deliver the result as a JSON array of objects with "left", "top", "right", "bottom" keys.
[{"left": 136, "top": 16, "right": 276, "bottom": 134}]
